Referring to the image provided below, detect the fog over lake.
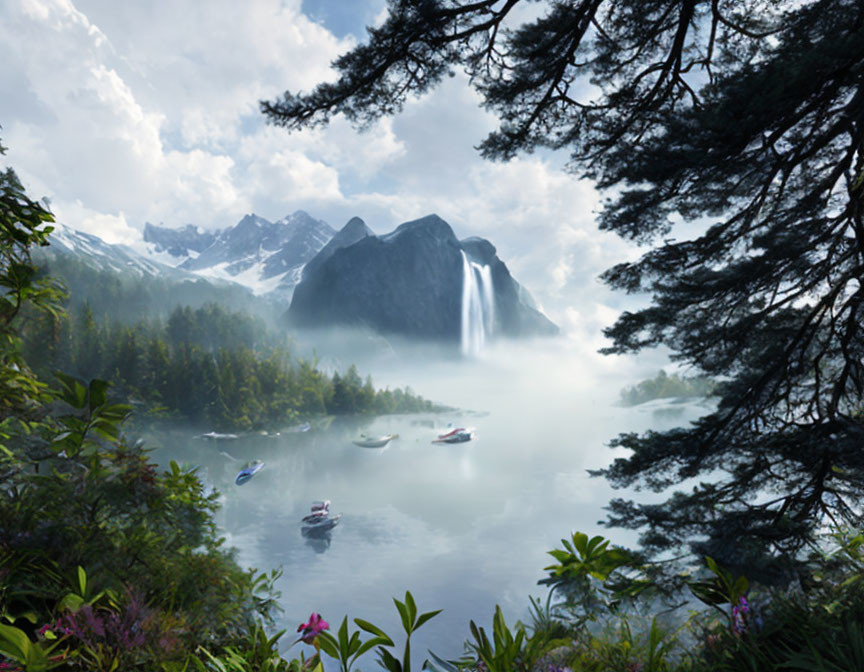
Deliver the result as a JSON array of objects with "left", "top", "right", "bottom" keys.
[{"left": 149, "top": 336, "right": 712, "bottom": 663}]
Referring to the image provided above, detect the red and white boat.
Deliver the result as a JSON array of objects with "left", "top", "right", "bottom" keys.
[{"left": 433, "top": 427, "right": 474, "bottom": 443}]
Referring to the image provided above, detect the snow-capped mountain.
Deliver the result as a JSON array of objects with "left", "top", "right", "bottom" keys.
[
  {"left": 47, "top": 221, "right": 189, "bottom": 279},
  {"left": 136, "top": 211, "right": 335, "bottom": 296},
  {"left": 143, "top": 222, "right": 217, "bottom": 259}
]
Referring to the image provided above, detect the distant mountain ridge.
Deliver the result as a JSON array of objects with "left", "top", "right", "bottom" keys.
[
  {"left": 44, "top": 212, "right": 558, "bottom": 348},
  {"left": 140, "top": 211, "right": 335, "bottom": 296}
]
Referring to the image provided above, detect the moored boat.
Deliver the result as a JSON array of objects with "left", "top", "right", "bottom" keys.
[
  {"left": 301, "top": 513, "right": 342, "bottom": 534},
  {"left": 235, "top": 460, "right": 264, "bottom": 485},
  {"left": 352, "top": 433, "right": 398, "bottom": 448},
  {"left": 301, "top": 499, "right": 341, "bottom": 534},
  {"left": 433, "top": 428, "right": 474, "bottom": 444},
  {"left": 198, "top": 431, "right": 240, "bottom": 440}
]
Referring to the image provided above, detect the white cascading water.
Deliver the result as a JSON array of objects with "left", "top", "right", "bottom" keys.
[{"left": 460, "top": 251, "right": 495, "bottom": 355}]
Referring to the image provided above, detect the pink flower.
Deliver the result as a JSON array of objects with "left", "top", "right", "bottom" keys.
[{"left": 297, "top": 613, "right": 329, "bottom": 644}]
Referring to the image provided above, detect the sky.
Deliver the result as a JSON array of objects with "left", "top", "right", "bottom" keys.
[{"left": 0, "top": 0, "right": 646, "bottom": 341}]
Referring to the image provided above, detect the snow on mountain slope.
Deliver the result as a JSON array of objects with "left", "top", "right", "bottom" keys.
[
  {"left": 48, "top": 222, "right": 185, "bottom": 278},
  {"left": 53, "top": 211, "right": 337, "bottom": 299}
]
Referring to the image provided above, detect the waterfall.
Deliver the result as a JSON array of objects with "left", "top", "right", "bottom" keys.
[{"left": 460, "top": 251, "right": 495, "bottom": 355}]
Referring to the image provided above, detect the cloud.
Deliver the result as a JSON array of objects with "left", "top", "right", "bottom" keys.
[
  {"left": 0, "top": 0, "right": 639, "bottom": 339},
  {"left": 53, "top": 200, "right": 137, "bottom": 245},
  {"left": 0, "top": 0, "right": 356, "bottom": 232}
]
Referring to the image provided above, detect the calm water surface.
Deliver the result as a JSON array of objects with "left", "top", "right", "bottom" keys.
[{"left": 150, "top": 339, "right": 710, "bottom": 665}]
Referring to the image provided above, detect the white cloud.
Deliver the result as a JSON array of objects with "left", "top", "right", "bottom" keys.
[
  {"left": 0, "top": 0, "right": 357, "bottom": 235},
  {"left": 0, "top": 0, "right": 641, "bottom": 340},
  {"left": 52, "top": 200, "right": 137, "bottom": 245}
]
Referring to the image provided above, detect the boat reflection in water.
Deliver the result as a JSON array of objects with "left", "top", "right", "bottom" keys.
[{"left": 302, "top": 525, "right": 333, "bottom": 554}]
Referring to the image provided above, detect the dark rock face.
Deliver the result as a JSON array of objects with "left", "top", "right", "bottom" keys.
[
  {"left": 288, "top": 214, "right": 558, "bottom": 341},
  {"left": 143, "top": 222, "right": 216, "bottom": 257},
  {"left": 460, "top": 237, "right": 559, "bottom": 338},
  {"left": 302, "top": 216, "right": 375, "bottom": 280}
]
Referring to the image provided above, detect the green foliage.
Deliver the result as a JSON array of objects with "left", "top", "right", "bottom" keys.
[
  {"left": 541, "top": 533, "right": 653, "bottom": 626},
  {"left": 193, "top": 623, "right": 311, "bottom": 672},
  {"left": 0, "top": 138, "right": 283, "bottom": 671},
  {"left": 0, "top": 623, "right": 66, "bottom": 671},
  {"left": 465, "top": 606, "right": 535, "bottom": 672},
  {"left": 33, "top": 249, "right": 275, "bottom": 325},
  {"left": 316, "top": 616, "right": 394, "bottom": 672},
  {"left": 689, "top": 558, "right": 749, "bottom": 616},
  {"left": 20, "top": 301, "right": 439, "bottom": 431},
  {"left": 619, "top": 371, "right": 716, "bottom": 407}
]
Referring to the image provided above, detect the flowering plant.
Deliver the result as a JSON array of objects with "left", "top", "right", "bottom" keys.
[{"left": 297, "top": 613, "right": 330, "bottom": 645}]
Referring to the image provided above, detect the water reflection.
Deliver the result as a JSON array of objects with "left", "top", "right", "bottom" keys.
[
  {"left": 149, "top": 339, "right": 712, "bottom": 663},
  {"left": 302, "top": 527, "right": 333, "bottom": 554}
]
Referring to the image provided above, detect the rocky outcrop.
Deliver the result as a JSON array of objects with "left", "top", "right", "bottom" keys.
[
  {"left": 288, "top": 214, "right": 557, "bottom": 342},
  {"left": 302, "top": 216, "right": 375, "bottom": 281},
  {"left": 143, "top": 222, "right": 216, "bottom": 257},
  {"left": 181, "top": 211, "right": 334, "bottom": 276}
]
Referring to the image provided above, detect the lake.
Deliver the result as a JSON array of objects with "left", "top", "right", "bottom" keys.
[{"left": 149, "top": 337, "right": 712, "bottom": 666}]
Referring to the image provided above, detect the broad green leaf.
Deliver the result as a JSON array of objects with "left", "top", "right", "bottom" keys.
[
  {"left": 414, "top": 609, "right": 442, "bottom": 631},
  {"left": 0, "top": 623, "right": 31, "bottom": 661},
  {"left": 354, "top": 619, "right": 393, "bottom": 646},
  {"left": 404, "top": 591, "right": 418, "bottom": 629},
  {"left": 316, "top": 632, "right": 339, "bottom": 659},
  {"left": 394, "top": 597, "right": 411, "bottom": 635},
  {"left": 77, "top": 565, "right": 87, "bottom": 596},
  {"left": 88, "top": 379, "right": 109, "bottom": 411}
]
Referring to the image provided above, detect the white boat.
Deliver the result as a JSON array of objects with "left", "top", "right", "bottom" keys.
[
  {"left": 310, "top": 499, "right": 331, "bottom": 513},
  {"left": 352, "top": 433, "right": 398, "bottom": 448},
  {"left": 301, "top": 500, "right": 341, "bottom": 534},
  {"left": 198, "top": 431, "right": 240, "bottom": 440},
  {"left": 301, "top": 500, "right": 331, "bottom": 524}
]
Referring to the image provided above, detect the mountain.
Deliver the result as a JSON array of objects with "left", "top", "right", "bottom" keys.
[
  {"left": 48, "top": 222, "right": 186, "bottom": 278},
  {"left": 288, "top": 214, "right": 558, "bottom": 347},
  {"left": 35, "top": 222, "right": 277, "bottom": 323},
  {"left": 137, "top": 211, "right": 335, "bottom": 296},
  {"left": 302, "top": 216, "right": 375, "bottom": 280},
  {"left": 143, "top": 222, "right": 217, "bottom": 258}
]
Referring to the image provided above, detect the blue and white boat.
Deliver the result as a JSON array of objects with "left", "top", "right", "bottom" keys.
[{"left": 235, "top": 460, "right": 264, "bottom": 485}]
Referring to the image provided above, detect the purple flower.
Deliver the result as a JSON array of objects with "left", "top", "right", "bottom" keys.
[
  {"left": 297, "top": 613, "right": 329, "bottom": 644},
  {"left": 731, "top": 596, "right": 750, "bottom": 633}
]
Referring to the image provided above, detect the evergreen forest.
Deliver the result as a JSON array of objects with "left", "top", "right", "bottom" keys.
[
  {"left": 21, "top": 299, "right": 437, "bottom": 431},
  {"left": 5, "top": 0, "right": 864, "bottom": 671}
]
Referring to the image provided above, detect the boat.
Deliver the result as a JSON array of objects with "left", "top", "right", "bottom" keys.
[
  {"left": 302, "top": 513, "right": 342, "bottom": 533},
  {"left": 433, "top": 428, "right": 474, "bottom": 444},
  {"left": 285, "top": 422, "right": 312, "bottom": 433},
  {"left": 302, "top": 513, "right": 342, "bottom": 536},
  {"left": 352, "top": 433, "right": 398, "bottom": 448},
  {"left": 197, "top": 431, "right": 240, "bottom": 440},
  {"left": 301, "top": 500, "right": 331, "bottom": 524},
  {"left": 301, "top": 500, "right": 341, "bottom": 534},
  {"left": 235, "top": 460, "right": 264, "bottom": 485}
]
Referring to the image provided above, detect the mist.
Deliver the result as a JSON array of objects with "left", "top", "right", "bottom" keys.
[{"left": 147, "top": 331, "right": 711, "bottom": 661}]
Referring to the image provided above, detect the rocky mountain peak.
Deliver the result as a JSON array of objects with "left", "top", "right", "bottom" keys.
[
  {"left": 142, "top": 221, "right": 216, "bottom": 256},
  {"left": 289, "top": 213, "right": 558, "bottom": 343},
  {"left": 381, "top": 213, "right": 456, "bottom": 244},
  {"left": 302, "top": 216, "right": 375, "bottom": 281}
]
